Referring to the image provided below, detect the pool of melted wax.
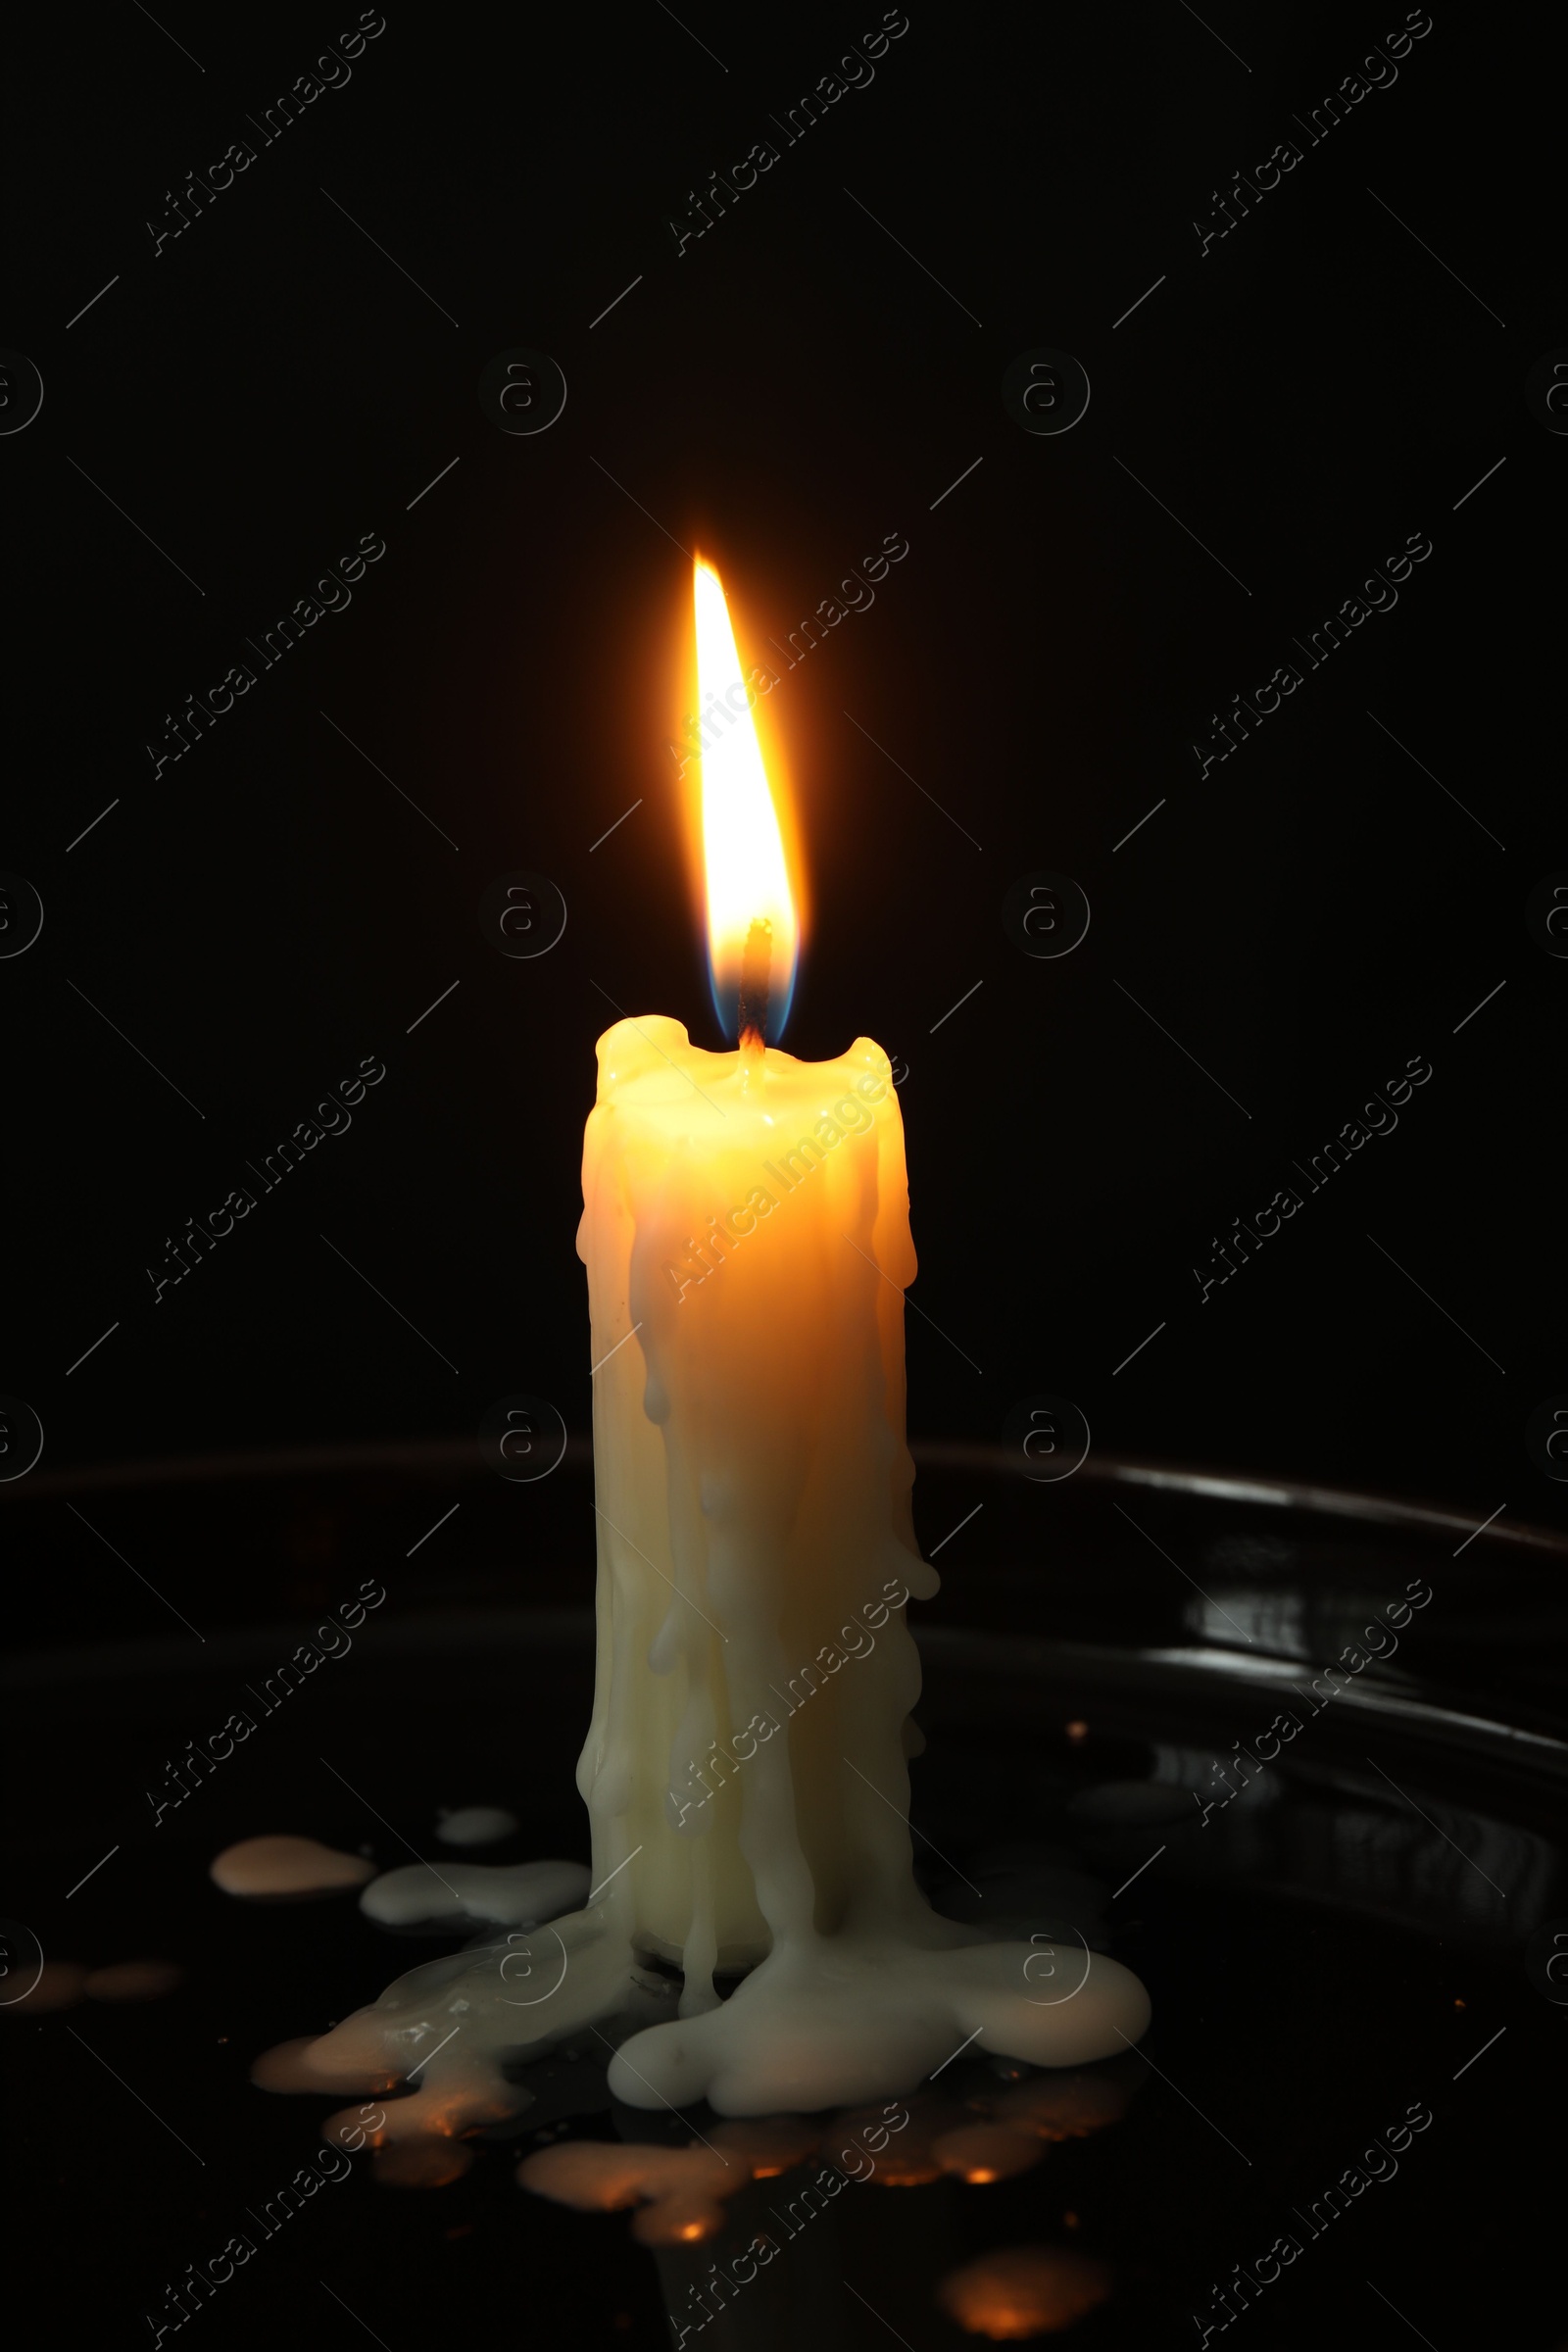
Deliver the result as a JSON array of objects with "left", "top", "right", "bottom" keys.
[
  {"left": 360, "top": 1856, "right": 588, "bottom": 1928},
  {"left": 602, "top": 1912, "right": 1148, "bottom": 2118},
  {"left": 516, "top": 2061, "right": 1141, "bottom": 2245},
  {"left": 255, "top": 1852, "right": 1149, "bottom": 2167},
  {"left": 211, "top": 1835, "right": 378, "bottom": 1896}
]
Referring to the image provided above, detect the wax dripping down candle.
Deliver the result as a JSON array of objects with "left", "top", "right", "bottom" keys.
[{"left": 252, "top": 559, "right": 1151, "bottom": 2139}]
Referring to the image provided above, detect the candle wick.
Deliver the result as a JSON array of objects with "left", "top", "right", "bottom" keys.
[{"left": 737, "top": 918, "right": 772, "bottom": 1054}]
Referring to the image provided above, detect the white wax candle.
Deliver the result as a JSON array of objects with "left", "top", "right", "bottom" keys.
[{"left": 576, "top": 1015, "right": 935, "bottom": 2002}]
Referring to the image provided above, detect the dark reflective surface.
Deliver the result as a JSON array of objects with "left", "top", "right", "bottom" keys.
[{"left": 4, "top": 1445, "right": 1564, "bottom": 2346}]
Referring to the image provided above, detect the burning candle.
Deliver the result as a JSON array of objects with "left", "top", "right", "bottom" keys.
[
  {"left": 259, "top": 560, "right": 1149, "bottom": 2138},
  {"left": 573, "top": 561, "right": 1149, "bottom": 2112},
  {"left": 574, "top": 561, "right": 929, "bottom": 1995}
]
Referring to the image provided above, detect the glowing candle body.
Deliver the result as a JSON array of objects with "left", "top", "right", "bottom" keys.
[{"left": 577, "top": 1016, "right": 935, "bottom": 2000}]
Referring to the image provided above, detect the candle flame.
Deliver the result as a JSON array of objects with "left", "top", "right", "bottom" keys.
[{"left": 693, "top": 557, "right": 800, "bottom": 1041}]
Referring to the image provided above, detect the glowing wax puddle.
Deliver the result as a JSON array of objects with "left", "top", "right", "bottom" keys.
[
  {"left": 211, "top": 1834, "right": 376, "bottom": 1896},
  {"left": 248, "top": 1856, "right": 1147, "bottom": 2166},
  {"left": 514, "top": 2058, "right": 1142, "bottom": 2247},
  {"left": 938, "top": 2245, "right": 1113, "bottom": 2338},
  {"left": 244, "top": 1815, "right": 1143, "bottom": 2227},
  {"left": 3, "top": 1957, "right": 185, "bottom": 2014}
]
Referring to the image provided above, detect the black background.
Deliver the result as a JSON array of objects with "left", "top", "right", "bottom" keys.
[{"left": 5, "top": 0, "right": 1560, "bottom": 1516}]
